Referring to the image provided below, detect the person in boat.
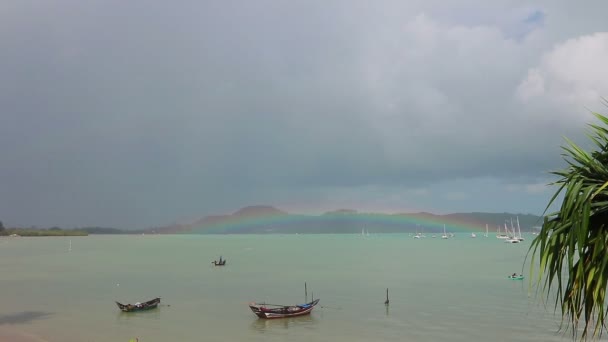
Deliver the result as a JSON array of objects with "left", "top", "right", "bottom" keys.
[{"left": 512, "top": 273, "right": 517, "bottom": 277}]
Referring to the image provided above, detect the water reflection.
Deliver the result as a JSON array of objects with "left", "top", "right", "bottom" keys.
[
  {"left": 250, "top": 315, "right": 316, "bottom": 333},
  {"left": 116, "top": 308, "right": 161, "bottom": 323}
]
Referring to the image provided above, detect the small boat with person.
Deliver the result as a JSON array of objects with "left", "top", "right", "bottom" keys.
[
  {"left": 508, "top": 273, "right": 524, "bottom": 280},
  {"left": 116, "top": 297, "right": 161, "bottom": 312},
  {"left": 248, "top": 298, "right": 320, "bottom": 319},
  {"left": 212, "top": 256, "right": 226, "bottom": 266}
]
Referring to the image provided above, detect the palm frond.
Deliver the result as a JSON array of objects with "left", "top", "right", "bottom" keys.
[{"left": 529, "top": 112, "right": 608, "bottom": 341}]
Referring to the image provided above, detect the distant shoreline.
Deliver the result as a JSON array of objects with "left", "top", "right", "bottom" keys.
[{"left": 1, "top": 229, "right": 88, "bottom": 237}]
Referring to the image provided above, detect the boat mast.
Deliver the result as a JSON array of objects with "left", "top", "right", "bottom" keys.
[{"left": 385, "top": 288, "right": 389, "bottom": 305}]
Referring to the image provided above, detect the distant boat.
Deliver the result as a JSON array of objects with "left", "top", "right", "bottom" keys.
[
  {"left": 441, "top": 224, "right": 448, "bottom": 239},
  {"left": 471, "top": 232, "right": 476, "bottom": 238},
  {"left": 508, "top": 274, "right": 524, "bottom": 280},
  {"left": 413, "top": 226, "right": 422, "bottom": 239},
  {"left": 248, "top": 298, "right": 320, "bottom": 319},
  {"left": 516, "top": 217, "right": 524, "bottom": 241},
  {"left": 116, "top": 297, "right": 161, "bottom": 312},
  {"left": 212, "top": 256, "right": 226, "bottom": 266},
  {"left": 484, "top": 224, "right": 489, "bottom": 238},
  {"left": 504, "top": 221, "right": 520, "bottom": 243},
  {"left": 496, "top": 224, "right": 509, "bottom": 239}
]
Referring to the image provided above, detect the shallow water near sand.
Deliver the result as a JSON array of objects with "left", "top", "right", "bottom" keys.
[{"left": 0, "top": 234, "right": 602, "bottom": 341}]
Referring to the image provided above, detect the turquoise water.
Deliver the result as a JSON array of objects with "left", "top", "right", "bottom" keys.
[{"left": 0, "top": 234, "right": 599, "bottom": 341}]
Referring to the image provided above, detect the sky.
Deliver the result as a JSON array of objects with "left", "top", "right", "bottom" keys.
[{"left": 1, "top": 1, "right": 608, "bottom": 229}]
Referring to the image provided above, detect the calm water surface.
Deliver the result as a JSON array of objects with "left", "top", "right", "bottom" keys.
[{"left": 0, "top": 234, "right": 599, "bottom": 341}]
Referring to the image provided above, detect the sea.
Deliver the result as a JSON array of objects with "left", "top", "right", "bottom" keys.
[{"left": 0, "top": 234, "right": 601, "bottom": 342}]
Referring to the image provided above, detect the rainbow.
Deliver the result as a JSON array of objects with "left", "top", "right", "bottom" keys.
[{"left": 189, "top": 210, "right": 503, "bottom": 234}]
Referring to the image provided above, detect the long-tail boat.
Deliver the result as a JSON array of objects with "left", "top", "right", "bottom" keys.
[
  {"left": 116, "top": 297, "right": 161, "bottom": 312},
  {"left": 248, "top": 298, "right": 320, "bottom": 319}
]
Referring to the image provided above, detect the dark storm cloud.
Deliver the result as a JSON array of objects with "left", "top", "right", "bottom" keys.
[{"left": 1, "top": 1, "right": 607, "bottom": 228}]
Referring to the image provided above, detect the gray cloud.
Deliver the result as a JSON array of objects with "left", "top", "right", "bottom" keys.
[{"left": 1, "top": 1, "right": 607, "bottom": 228}]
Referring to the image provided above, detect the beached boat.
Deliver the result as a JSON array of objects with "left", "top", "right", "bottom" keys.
[
  {"left": 116, "top": 297, "right": 161, "bottom": 312},
  {"left": 248, "top": 298, "right": 320, "bottom": 319}
]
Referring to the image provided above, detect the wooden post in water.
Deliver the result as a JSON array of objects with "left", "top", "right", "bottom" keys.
[
  {"left": 384, "top": 288, "right": 389, "bottom": 306},
  {"left": 305, "top": 282, "right": 308, "bottom": 303}
]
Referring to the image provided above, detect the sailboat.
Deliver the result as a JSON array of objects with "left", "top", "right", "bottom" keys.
[
  {"left": 504, "top": 221, "right": 520, "bottom": 243},
  {"left": 516, "top": 217, "right": 524, "bottom": 241},
  {"left": 414, "top": 225, "right": 425, "bottom": 238},
  {"left": 496, "top": 224, "right": 509, "bottom": 239},
  {"left": 484, "top": 224, "right": 489, "bottom": 238},
  {"left": 441, "top": 224, "right": 448, "bottom": 239}
]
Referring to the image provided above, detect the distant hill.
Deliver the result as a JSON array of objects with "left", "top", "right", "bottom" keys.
[
  {"left": 151, "top": 206, "right": 543, "bottom": 234},
  {"left": 79, "top": 227, "right": 126, "bottom": 234}
]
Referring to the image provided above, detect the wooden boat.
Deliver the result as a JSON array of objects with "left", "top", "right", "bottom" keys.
[
  {"left": 116, "top": 297, "right": 161, "bottom": 312},
  {"left": 212, "top": 257, "right": 226, "bottom": 266},
  {"left": 248, "top": 298, "right": 320, "bottom": 319}
]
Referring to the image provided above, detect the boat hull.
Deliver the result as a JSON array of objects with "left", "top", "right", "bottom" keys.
[
  {"left": 116, "top": 298, "right": 161, "bottom": 312},
  {"left": 249, "top": 299, "right": 319, "bottom": 319}
]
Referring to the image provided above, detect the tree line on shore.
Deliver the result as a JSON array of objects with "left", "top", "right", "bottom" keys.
[
  {"left": 0, "top": 221, "right": 136, "bottom": 236},
  {"left": 0, "top": 221, "right": 87, "bottom": 236}
]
